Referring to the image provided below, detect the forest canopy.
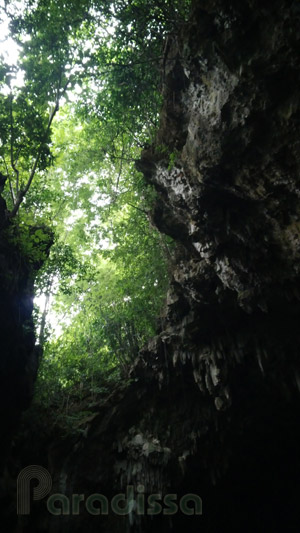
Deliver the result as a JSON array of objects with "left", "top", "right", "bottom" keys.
[{"left": 0, "top": 0, "right": 190, "bottom": 410}]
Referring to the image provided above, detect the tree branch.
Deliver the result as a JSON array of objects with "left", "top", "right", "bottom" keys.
[
  {"left": 1, "top": 155, "right": 15, "bottom": 204},
  {"left": 8, "top": 77, "right": 71, "bottom": 218},
  {"left": 9, "top": 92, "right": 19, "bottom": 195},
  {"left": 38, "top": 274, "right": 54, "bottom": 346},
  {"left": 115, "top": 134, "right": 125, "bottom": 192},
  {"left": 127, "top": 202, "right": 148, "bottom": 216}
]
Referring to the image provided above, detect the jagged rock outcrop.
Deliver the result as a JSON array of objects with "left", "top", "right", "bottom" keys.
[
  {"left": 137, "top": 0, "right": 300, "bottom": 419},
  {"left": 2, "top": 1, "right": 300, "bottom": 532}
]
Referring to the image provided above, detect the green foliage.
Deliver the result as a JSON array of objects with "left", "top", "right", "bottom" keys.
[
  {"left": 4, "top": 215, "right": 53, "bottom": 268},
  {"left": 0, "top": 0, "right": 189, "bottom": 414},
  {"left": 154, "top": 144, "right": 180, "bottom": 170},
  {"left": 168, "top": 150, "right": 180, "bottom": 170}
]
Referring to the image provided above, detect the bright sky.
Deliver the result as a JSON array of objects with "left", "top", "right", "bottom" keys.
[
  {"left": 34, "top": 288, "right": 74, "bottom": 339},
  {"left": 0, "top": 7, "right": 25, "bottom": 90}
]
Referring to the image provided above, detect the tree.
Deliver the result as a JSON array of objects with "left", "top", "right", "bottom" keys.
[
  {"left": 0, "top": 0, "right": 94, "bottom": 215},
  {"left": 33, "top": 108, "right": 172, "bottom": 399}
]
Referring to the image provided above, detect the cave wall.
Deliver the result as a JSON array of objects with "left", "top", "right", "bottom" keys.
[
  {"left": 0, "top": 200, "right": 41, "bottom": 462},
  {"left": 0, "top": 196, "right": 54, "bottom": 529},
  {"left": 2, "top": 1, "right": 300, "bottom": 532}
]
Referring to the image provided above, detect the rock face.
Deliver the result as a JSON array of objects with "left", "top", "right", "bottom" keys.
[
  {"left": 2, "top": 1, "right": 300, "bottom": 532},
  {"left": 0, "top": 199, "right": 53, "bottom": 530},
  {"left": 0, "top": 204, "right": 40, "bottom": 464},
  {"left": 137, "top": 0, "right": 300, "bottom": 429}
]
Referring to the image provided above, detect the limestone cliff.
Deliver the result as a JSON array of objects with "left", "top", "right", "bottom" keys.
[{"left": 1, "top": 1, "right": 300, "bottom": 532}]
